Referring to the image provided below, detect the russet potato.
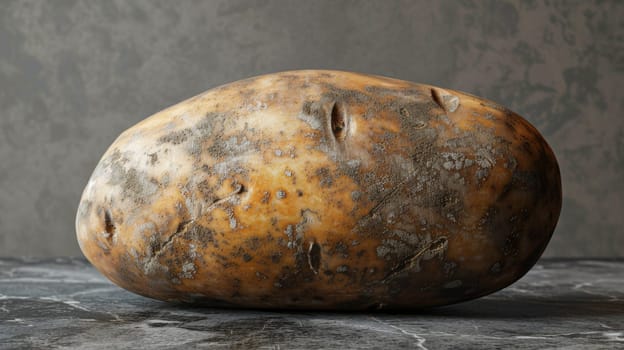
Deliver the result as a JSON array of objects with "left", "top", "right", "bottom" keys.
[{"left": 76, "top": 70, "right": 561, "bottom": 310}]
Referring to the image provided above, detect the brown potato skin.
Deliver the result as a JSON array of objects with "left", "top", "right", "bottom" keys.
[{"left": 75, "top": 70, "right": 561, "bottom": 310}]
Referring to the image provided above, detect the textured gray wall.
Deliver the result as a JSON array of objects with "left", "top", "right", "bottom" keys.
[{"left": 0, "top": 0, "right": 622, "bottom": 257}]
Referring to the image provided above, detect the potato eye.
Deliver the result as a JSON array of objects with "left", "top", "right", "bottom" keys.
[{"left": 330, "top": 101, "right": 347, "bottom": 140}]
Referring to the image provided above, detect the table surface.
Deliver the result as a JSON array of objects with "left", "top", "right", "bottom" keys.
[{"left": 0, "top": 258, "right": 622, "bottom": 349}]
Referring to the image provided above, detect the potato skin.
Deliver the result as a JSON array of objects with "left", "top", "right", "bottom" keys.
[{"left": 76, "top": 70, "right": 561, "bottom": 310}]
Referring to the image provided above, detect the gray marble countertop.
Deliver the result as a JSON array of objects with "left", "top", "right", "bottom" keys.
[{"left": 0, "top": 258, "right": 622, "bottom": 349}]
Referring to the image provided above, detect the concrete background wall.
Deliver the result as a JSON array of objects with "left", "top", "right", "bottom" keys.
[{"left": 0, "top": 0, "right": 622, "bottom": 257}]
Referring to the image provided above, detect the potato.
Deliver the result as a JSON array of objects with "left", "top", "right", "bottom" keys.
[{"left": 75, "top": 70, "right": 561, "bottom": 310}]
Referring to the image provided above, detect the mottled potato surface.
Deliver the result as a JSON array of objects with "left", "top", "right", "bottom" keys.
[{"left": 76, "top": 70, "right": 561, "bottom": 310}]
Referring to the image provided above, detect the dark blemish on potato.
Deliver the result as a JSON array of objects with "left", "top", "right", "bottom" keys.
[
  {"left": 206, "top": 136, "right": 225, "bottom": 159},
  {"left": 242, "top": 253, "right": 253, "bottom": 262},
  {"left": 338, "top": 159, "right": 361, "bottom": 183},
  {"left": 238, "top": 87, "right": 256, "bottom": 98},
  {"left": 483, "top": 112, "right": 496, "bottom": 120},
  {"left": 296, "top": 189, "right": 303, "bottom": 197},
  {"left": 476, "top": 168, "right": 490, "bottom": 183},
  {"left": 399, "top": 107, "right": 410, "bottom": 117},
  {"left": 333, "top": 241, "right": 349, "bottom": 258},
  {"left": 443, "top": 261, "right": 457, "bottom": 276},
  {"left": 149, "top": 177, "right": 160, "bottom": 188},
  {"left": 274, "top": 266, "right": 303, "bottom": 290},
  {"left": 438, "top": 191, "right": 460, "bottom": 209},
  {"left": 158, "top": 128, "right": 192, "bottom": 145},
  {"left": 504, "top": 119, "right": 517, "bottom": 132},
  {"left": 307, "top": 242, "right": 321, "bottom": 274},
  {"left": 197, "top": 180, "right": 214, "bottom": 200},
  {"left": 147, "top": 235, "right": 161, "bottom": 259},
  {"left": 521, "top": 140, "right": 533, "bottom": 155},
  {"left": 284, "top": 225, "right": 294, "bottom": 240},
  {"left": 503, "top": 230, "right": 521, "bottom": 256},
  {"left": 183, "top": 224, "right": 216, "bottom": 248},
  {"left": 315, "top": 167, "right": 333, "bottom": 187},
  {"left": 302, "top": 100, "right": 313, "bottom": 115},
  {"left": 414, "top": 120, "right": 427, "bottom": 129},
  {"left": 148, "top": 153, "right": 158, "bottom": 165},
  {"left": 504, "top": 155, "right": 518, "bottom": 170},
  {"left": 372, "top": 143, "right": 385, "bottom": 155},
  {"left": 330, "top": 101, "right": 348, "bottom": 141},
  {"left": 479, "top": 206, "right": 498, "bottom": 228},
  {"left": 107, "top": 148, "right": 124, "bottom": 165},
  {"left": 271, "top": 252, "right": 282, "bottom": 264},
  {"left": 321, "top": 85, "right": 371, "bottom": 109},
  {"left": 245, "top": 237, "right": 261, "bottom": 251},
  {"left": 298, "top": 101, "right": 323, "bottom": 130}
]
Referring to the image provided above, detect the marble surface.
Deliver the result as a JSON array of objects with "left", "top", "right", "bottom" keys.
[
  {"left": 0, "top": 258, "right": 622, "bottom": 349},
  {"left": 2, "top": 1, "right": 624, "bottom": 258}
]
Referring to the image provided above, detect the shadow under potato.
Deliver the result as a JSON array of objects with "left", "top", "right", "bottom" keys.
[
  {"left": 162, "top": 291, "right": 624, "bottom": 319},
  {"left": 427, "top": 293, "right": 624, "bottom": 319},
  {"left": 135, "top": 293, "right": 624, "bottom": 348}
]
